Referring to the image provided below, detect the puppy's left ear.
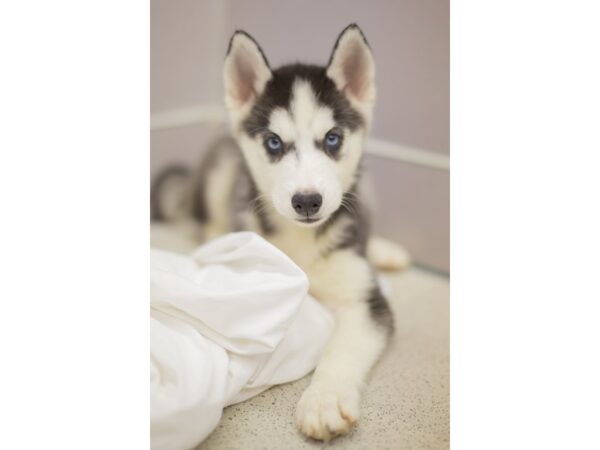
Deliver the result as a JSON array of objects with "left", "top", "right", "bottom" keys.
[{"left": 327, "top": 24, "right": 376, "bottom": 106}]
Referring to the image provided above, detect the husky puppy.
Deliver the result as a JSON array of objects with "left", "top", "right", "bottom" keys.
[{"left": 153, "top": 24, "right": 410, "bottom": 440}]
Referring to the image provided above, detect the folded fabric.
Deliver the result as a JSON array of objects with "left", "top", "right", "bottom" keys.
[{"left": 150, "top": 232, "right": 334, "bottom": 450}]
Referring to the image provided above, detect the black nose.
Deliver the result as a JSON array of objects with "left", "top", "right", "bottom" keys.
[{"left": 291, "top": 192, "right": 322, "bottom": 216}]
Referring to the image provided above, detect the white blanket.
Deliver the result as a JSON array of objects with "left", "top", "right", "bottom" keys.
[{"left": 151, "top": 232, "right": 334, "bottom": 450}]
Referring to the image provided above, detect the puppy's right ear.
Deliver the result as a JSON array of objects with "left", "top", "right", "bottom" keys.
[{"left": 224, "top": 31, "right": 272, "bottom": 111}]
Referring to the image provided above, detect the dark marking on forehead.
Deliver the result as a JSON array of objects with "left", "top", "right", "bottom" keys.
[{"left": 242, "top": 64, "right": 364, "bottom": 137}]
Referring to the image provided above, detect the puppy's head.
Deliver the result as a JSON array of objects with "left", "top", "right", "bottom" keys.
[{"left": 223, "top": 24, "right": 375, "bottom": 227}]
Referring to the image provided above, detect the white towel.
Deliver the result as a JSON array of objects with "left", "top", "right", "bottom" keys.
[{"left": 150, "top": 232, "right": 333, "bottom": 450}]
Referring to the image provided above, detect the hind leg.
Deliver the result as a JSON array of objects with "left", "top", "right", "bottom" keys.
[
  {"left": 198, "top": 149, "right": 240, "bottom": 242},
  {"left": 367, "top": 235, "right": 411, "bottom": 271}
]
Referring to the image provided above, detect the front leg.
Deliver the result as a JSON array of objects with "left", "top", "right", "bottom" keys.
[{"left": 296, "top": 250, "right": 393, "bottom": 441}]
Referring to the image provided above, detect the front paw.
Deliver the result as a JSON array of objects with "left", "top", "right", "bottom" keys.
[
  {"left": 367, "top": 236, "right": 411, "bottom": 271},
  {"left": 296, "top": 383, "right": 360, "bottom": 441}
]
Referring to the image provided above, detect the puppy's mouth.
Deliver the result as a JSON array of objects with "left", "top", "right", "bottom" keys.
[{"left": 295, "top": 217, "right": 321, "bottom": 224}]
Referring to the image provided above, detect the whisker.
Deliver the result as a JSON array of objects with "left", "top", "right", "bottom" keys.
[
  {"left": 341, "top": 199, "right": 359, "bottom": 217},
  {"left": 248, "top": 193, "right": 272, "bottom": 216}
]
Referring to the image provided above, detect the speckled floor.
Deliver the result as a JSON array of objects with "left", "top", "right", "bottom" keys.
[{"left": 196, "top": 268, "right": 449, "bottom": 450}]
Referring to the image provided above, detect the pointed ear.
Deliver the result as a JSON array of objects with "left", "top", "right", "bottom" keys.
[
  {"left": 326, "top": 24, "right": 376, "bottom": 105},
  {"left": 223, "top": 31, "right": 272, "bottom": 111}
]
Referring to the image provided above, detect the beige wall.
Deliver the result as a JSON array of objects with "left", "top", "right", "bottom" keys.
[{"left": 151, "top": 0, "right": 449, "bottom": 272}]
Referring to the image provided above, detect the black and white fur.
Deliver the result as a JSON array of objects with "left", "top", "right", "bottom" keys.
[{"left": 152, "top": 24, "right": 410, "bottom": 440}]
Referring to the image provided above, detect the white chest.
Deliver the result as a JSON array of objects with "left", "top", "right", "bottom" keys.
[{"left": 266, "top": 226, "right": 322, "bottom": 272}]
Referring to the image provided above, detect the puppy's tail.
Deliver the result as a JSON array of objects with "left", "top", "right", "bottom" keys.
[{"left": 150, "top": 165, "right": 193, "bottom": 222}]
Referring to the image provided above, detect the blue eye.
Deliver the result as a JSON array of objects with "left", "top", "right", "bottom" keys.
[
  {"left": 326, "top": 134, "right": 339, "bottom": 145},
  {"left": 324, "top": 132, "right": 342, "bottom": 152},
  {"left": 265, "top": 136, "right": 283, "bottom": 155}
]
